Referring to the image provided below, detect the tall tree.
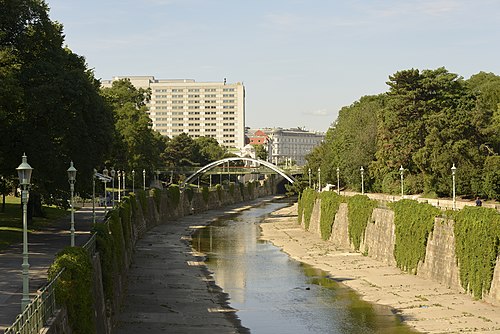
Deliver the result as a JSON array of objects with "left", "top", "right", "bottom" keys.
[
  {"left": 100, "top": 79, "right": 166, "bottom": 172},
  {"left": 0, "top": 0, "right": 114, "bottom": 203}
]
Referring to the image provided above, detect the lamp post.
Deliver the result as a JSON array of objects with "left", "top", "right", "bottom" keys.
[
  {"left": 143, "top": 169, "right": 146, "bottom": 190},
  {"left": 336, "top": 167, "right": 340, "bottom": 195},
  {"left": 132, "top": 170, "right": 135, "bottom": 193},
  {"left": 110, "top": 167, "right": 115, "bottom": 207},
  {"left": 92, "top": 169, "right": 97, "bottom": 225},
  {"left": 67, "top": 161, "right": 77, "bottom": 247},
  {"left": 17, "top": 153, "right": 33, "bottom": 311},
  {"left": 451, "top": 163, "right": 457, "bottom": 210},
  {"left": 117, "top": 170, "right": 121, "bottom": 203},
  {"left": 399, "top": 165, "right": 404, "bottom": 197},
  {"left": 103, "top": 167, "right": 108, "bottom": 214},
  {"left": 318, "top": 167, "right": 321, "bottom": 192},
  {"left": 308, "top": 168, "right": 311, "bottom": 188},
  {"left": 360, "top": 166, "right": 364, "bottom": 195},
  {"left": 122, "top": 171, "right": 126, "bottom": 196}
]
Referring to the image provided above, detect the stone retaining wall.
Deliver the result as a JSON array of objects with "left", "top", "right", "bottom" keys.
[{"left": 305, "top": 198, "right": 500, "bottom": 305}]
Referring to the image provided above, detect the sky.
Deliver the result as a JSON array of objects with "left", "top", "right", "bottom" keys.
[{"left": 45, "top": 0, "right": 500, "bottom": 133}]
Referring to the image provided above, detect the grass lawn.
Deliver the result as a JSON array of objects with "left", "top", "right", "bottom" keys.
[{"left": 0, "top": 196, "right": 69, "bottom": 250}]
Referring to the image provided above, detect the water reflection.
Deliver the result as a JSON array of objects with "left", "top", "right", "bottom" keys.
[{"left": 192, "top": 202, "right": 419, "bottom": 334}]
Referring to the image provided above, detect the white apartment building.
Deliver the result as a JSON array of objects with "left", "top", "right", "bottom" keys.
[
  {"left": 101, "top": 76, "right": 245, "bottom": 149},
  {"left": 266, "top": 127, "right": 324, "bottom": 166}
]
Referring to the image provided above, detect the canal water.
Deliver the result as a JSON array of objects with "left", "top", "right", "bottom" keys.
[{"left": 192, "top": 201, "right": 419, "bottom": 334}]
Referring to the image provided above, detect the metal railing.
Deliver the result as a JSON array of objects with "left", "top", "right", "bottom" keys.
[
  {"left": 83, "top": 233, "right": 97, "bottom": 256},
  {"left": 4, "top": 269, "right": 65, "bottom": 334}
]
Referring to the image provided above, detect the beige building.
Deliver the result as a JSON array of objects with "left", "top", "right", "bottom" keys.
[
  {"left": 266, "top": 127, "right": 324, "bottom": 166},
  {"left": 102, "top": 76, "right": 245, "bottom": 149}
]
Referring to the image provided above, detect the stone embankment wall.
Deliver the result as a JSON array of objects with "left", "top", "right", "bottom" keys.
[
  {"left": 48, "top": 179, "right": 278, "bottom": 334},
  {"left": 302, "top": 198, "right": 500, "bottom": 305}
]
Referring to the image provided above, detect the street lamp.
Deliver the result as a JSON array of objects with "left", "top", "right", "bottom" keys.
[
  {"left": 122, "top": 171, "right": 126, "bottom": 196},
  {"left": 336, "top": 167, "right": 340, "bottom": 195},
  {"left": 360, "top": 166, "right": 365, "bottom": 195},
  {"left": 399, "top": 165, "right": 404, "bottom": 197},
  {"left": 132, "top": 170, "right": 135, "bottom": 193},
  {"left": 16, "top": 153, "right": 33, "bottom": 311},
  {"left": 117, "top": 170, "right": 121, "bottom": 203},
  {"left": 451, "top": 163, "right": 457, "bottom": 210},
  {"left": 67, "top": 161, "right": 77, "bottom": 247},
  {"left": 92, "top": 169, "right": 97, "bottom": 225},
  {"left": 103, "top": 167, "right": 108, "bottom": 213},
  {"left": 110, "top": 167, "right": 115, "bottom": 207},
  {"left": 308, "top": 168, "right": 311, "bottom": 188},
  {"left": 318, "top": 167, "right": 321, "bottom": 192},
  {"left": 143, "top": 169, "right": 146, "bottom": 190}
]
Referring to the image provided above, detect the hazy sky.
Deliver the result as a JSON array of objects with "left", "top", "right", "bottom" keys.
[{"left": 46, "top": 0, "right": 500, "bottom": 132}]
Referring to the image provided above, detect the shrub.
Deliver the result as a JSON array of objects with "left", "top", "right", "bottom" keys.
[
  {"left": 391, "top": 200, "right": 440, "bottom": 274},
  {"left": 167, "top": 184, "right": 181, "bottom": 207},
  {"left": 453, "top": 206, "right": 500, "bottom": 299},
  {"left": 48, "top": 247, "right": 95, "bottom": 334},
  {"left": 202, "top": 186, "right": 210, "bottom": 204},
  {"left": 347, "top": 195, "right": 376, "bottom": 250},
  {"left": 215, "top": 184, "right": 223, "bottom": 201},
  {"left": 152, "top": 188, "right": 161, "bottom": 211},
  {"left": 319, "top": 192, "right": 343, "bottom": 240},
  {"left": 300, "top": 188, "right": 317, "bottom": 230}
]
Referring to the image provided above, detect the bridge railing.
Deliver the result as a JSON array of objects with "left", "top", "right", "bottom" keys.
[{"left": 4, "top": 268, "right": 65, "bottom": 334}]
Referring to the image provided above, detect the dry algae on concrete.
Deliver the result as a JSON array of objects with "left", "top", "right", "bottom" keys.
[{"left": 259, "top": 204, "right": 500, "bottom": 334}]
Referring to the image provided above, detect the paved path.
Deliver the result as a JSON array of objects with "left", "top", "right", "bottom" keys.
[{"left": 0, "top": 205, "right": 106, "bottom": 332}]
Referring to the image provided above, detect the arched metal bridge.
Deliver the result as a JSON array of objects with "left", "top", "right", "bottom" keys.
[{"left": 180, "top": 157, "right": 296, "bottom": 188}]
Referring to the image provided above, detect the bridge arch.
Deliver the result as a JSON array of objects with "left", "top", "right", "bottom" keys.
[{"left": 180, "top": 157, "right": 296, "bottom": 189}]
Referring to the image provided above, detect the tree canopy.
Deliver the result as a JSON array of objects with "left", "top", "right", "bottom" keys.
[{"left": 306, "top": 67, "right": 500, "bottom": 200}]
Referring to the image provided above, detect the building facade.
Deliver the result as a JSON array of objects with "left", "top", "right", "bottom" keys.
[
  {"left": 102, "top": 76, "right": 245, "bottom": 150},
  {"left": 246, "top": 127, "right": 324, "bottom": 166}
]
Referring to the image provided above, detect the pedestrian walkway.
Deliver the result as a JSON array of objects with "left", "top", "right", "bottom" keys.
[{"left": 0, "top": 205, "right": 106, "bottom": 332}]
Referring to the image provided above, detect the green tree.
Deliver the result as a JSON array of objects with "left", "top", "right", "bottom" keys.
[
  {"left": 101, "top": 79, "right": 167, "bottom": 172},
  {"left": 195, "top": 136, "right": 228, "bottom": 165},
  {"left": 306, "top": 95, "right": 381, "bottom": 191},
  {"left": 253, "top": 144, "right": 268, "bottom": 161},
  {"left": 0, "top": 0, "right": 114, "bottom": 206}
]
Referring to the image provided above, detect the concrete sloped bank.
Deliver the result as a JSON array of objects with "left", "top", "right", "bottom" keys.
[{"left": 260, "top": 203, "right": 500, "bottom": 334}]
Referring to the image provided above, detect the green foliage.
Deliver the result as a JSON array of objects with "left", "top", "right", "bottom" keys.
[
  {"left": 391, "top": 200, "right": 440, "bottom": 274},
  {"left": 101, "top": 79, "right": 166, "bottom": 172},
  {"left": 319, "top": 192, "right": 343, "bottom": 240},
  {"left": 239, "top": 182, "right": 245, "bottom": 199},
  {"left": 48, "top": 247, "right": 95, "bottom": 334},
  {"left": 93, "top": 223, "right": 115, "bottom": 303},
  {"left": 202, "top": 186, "right": 210, "bottom": 204},
  {"left": 152, "top": 188, "right": 161, "bottom": 211},
  {"left": 215, "top": 184, "right": 223, "bottom": 201},
  {"left": 299, "top": 188, "right": 317, "bottom": 230},
  {"left": 297, "top": 191, "right": 304, "bottom": 224},
  {"left": 137, "top": 189, "right": 147, "bottom": 212},
  {"left": 347, "top": 195, "right": 377, "bottom": 250},
  {"left": 185, "top": 187, "right": 194, "bottom": 202},
  {"left": 119, "top": 198, "right": 132, "bottom": 251},
  {"left": 229, "top": 183, "right": 235, "bottom": 196},
  {"left": 253, "top": 144, "right": 268, "bottom": 161},
  {"left": 453, "top": 207, "right": 500, "bottom": 299},
  {"left": 0, "top": 0, "right": 114, "bottom": 199},
  {"left": 247, "top": 181, "right": 255, "bottom": 197},
  {"left": 167, "top": 184, "right": 180, "bottom": 208},
  {"left": 482, "top": 156, "right": 500, "bottom": 200},
  {"left": 108, "top": 210, "right": 125, "bottom": 270},
  {"left": 306, "top": 95, "right": 382, "bottom": 192}
]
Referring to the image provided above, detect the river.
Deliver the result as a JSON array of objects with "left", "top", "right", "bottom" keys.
[{"left": 192, "top": 200, "right": 419, "bottom": 334}]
